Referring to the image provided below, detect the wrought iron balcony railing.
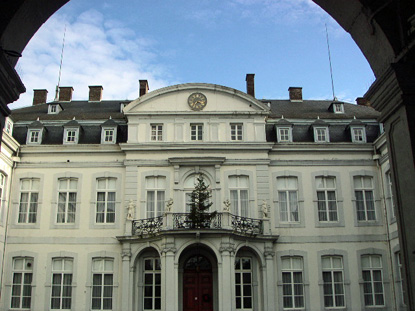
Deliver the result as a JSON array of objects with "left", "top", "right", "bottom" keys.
[{"left": 131, "top": 212, "right": 265, "bottom": 237}]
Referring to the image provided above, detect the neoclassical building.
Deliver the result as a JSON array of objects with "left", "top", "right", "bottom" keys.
[{"left": 0, "top": 77, "right": 405, "bottom": 310}]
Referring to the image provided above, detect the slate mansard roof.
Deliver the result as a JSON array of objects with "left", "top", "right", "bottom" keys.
[
  {"left": 10, "top": 100, "right": 128, "bottom": 145},
  {"left": 9, "top": 89, "right": 381, "bottom": 145}
]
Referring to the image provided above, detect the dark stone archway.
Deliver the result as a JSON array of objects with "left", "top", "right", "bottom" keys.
[{"left": 1, "top": 0, "right": 415, "bottom": 308}]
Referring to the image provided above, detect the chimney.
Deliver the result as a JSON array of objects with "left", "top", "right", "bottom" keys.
[
  {"left": 356, "top": 97, "right": 371, "bottom": 106},
  {"left": 246, "top": 74, "right": 255, "bottom": 97},
  {"left": 288, "top": 87, "right": 303, "bottom": 102},
  {"left": 139, "top": 80, "right": 149, "bottom": 97},
  {"left": 58, "top": 87, "right": 74, "bottom": 102},
  {"left": 89, "top": 85, "right": 103, "bottom": 102},
  {"left": 33, "top": 89, "right": 48, "bottom": 105}
]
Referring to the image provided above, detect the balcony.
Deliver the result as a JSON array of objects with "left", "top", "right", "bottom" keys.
[{"left": 129, "top": 212, "right": 269, "bottom": 238}]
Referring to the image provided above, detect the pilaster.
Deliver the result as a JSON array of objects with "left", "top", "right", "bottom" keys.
[
  {"left": 121, "top": 244, "right": 132, "bottom": 311},
  {"left": 219, "top": 238, "right": 236, "bottom": 310},
  {"left": 161, "top": 239, "right": 177, "bottom": 311}
]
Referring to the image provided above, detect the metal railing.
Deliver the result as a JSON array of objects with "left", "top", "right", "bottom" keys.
[
  {"left": 173, "top": 213, "right": 222, "bottom": 229},
  {"left": 133, "top": 216, "right": 163, "bottom": 236},
  {"left": 231, "top": 215, "right": 263, "bottom": 236}
]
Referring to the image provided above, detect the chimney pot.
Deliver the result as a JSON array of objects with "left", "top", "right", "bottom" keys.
[
  {"left": 139, "top": 80, "right": 149, "bottom": 97},
  {"left": 58, "top": 87, "right": 74, "bottom": 102},
  {"left": 288, "top": 87, "right": 303, "bottom": 102},
  {"left": 246, "top": 74, "right": 255, "bottom": 98},
  {"left": 89, "top": 85, "right": 103, "bottom": 102},
  {"left": 356, "top": 97, "right": 370, "bottom": 106},
  {"left": 33, "top": 89, "right": 48, "bottom": 105}
]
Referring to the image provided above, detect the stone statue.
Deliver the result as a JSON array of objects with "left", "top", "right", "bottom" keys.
[
  {"left": 166, "top": 198, "right": 174, "bottom": 212},
  {"left": 126, "top": 200, "right": 135, "bottom": 220},
  {"left": 261, "top": 200, "right": 269, "bottom": 218},
  {"left": 223, "top": 199, "right": 231, "bottom": 212}
]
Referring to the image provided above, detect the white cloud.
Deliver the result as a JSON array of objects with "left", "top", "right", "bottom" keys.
[{"left": 11, "top": 9, "right": 173, "bottom": 109}]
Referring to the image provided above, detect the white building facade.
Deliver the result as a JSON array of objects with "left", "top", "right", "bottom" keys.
[{"left": 0, "top": 79, "right": 405, "bottom": 311}]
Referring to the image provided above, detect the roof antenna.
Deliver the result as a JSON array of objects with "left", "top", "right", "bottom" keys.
[
  {"left": 55, "top": 24, "right": 67, "bottom": 101},
  {"left": 325, "top": 23, "right": 337, "bottom": 101}
]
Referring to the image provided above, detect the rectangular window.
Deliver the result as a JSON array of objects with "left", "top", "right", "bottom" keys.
[
  {"left": 57, "top": 178, "right": 77, "bottom": 224},
  {"left": 151, "top": 124, "right": 163, "bottom": 141},
  {"left": 277, "top": 177, "right": 299, "bottom": 223},
  {"left": 231, "top": 124, "right": 243, "bottom": 141},
  {"left": 282, "top": 257, "right": 304, "bottom": 309},
  {"left": 50, "top": 105, "right": 57, "bottom": 113},
  {"left": 277, "top": 127, "right": 292, "bottom": 142},
  {"left": 316, "top": 176, "right": 338, "bottom": 222},
  {"left": 354, "top": 176, "right": 376, "bottom": 221},
  {"left": 146, "top": 177, "right": 166, "bottom": 218},
  {"left": 362, "top": 255, "right": 384, "bottom": 306},
  {"left": 92, "top": 258, "right": 113, "bottom": 310},
  {"left": 143, "top": 258, "right": 161, "bottom": 310},
  {"left": 104, "top": 129, "right": 114, "bottom": 143},
  {"left": 96, "top": 178, "right": 116, "bottom": 224},
  {"left": 229, "top": 176, "right": 249, "bottom": 217},
  {"left": 29, "top": 130, "right": 40, "bottom": 144},
  {"left": 190, "top": 124, "right": 203, "bottom": 141},
  {"left": 51, "top": 258, "right": 73, "bottom": 310},
  {"left": 18, "top": 178, "right": 39, "bottom": 223},
  {"left": 315, "top": 127, "right": 328, "bottom": 142},
  {"left": 235, "top": 257, "right": 252, "bottom": 310},
  {"left": 396, "top": 252, "right": 406, "bottom": 305},
  {"left": 322, "top": 256, "right": 345, "bottom": 308},
  {"left": 6, "top": 120, "right": 13, "bottom": 134},
  {"left": 352, "top": 127, "right": 366, "bottom": 143},
  {"left": 11, "top": 257, "right": 33, "bottom": 309},
  {"left": 66, "top": 130, "right": 77, "bottom": 143},
  {"left": 333, "top": 103, "right": 344, "bottom": 113}
]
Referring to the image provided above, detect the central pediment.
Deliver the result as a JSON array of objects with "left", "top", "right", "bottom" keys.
[{"left": 124, "top": 83, "right": 270, "bottom": 114}]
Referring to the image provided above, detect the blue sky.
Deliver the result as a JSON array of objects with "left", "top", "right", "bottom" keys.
[{"left": 11, "top": 0, "right": 375, "bottom": 109}]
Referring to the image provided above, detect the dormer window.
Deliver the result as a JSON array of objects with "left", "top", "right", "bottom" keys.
[
  {"left": 64, "top": 128, "right": 79, "bottom": 144},
  {"left": 351, "top": 127, "right": 366, "bottom": 143},
  {"left": 314, "top": 127, "right": 329, "bottom": 143},
  {"left": 27, "top": 129, "right": 42, "bottom": 144},
  {"left": 26, "top": 120, "right": 44, "bottom": 145},
  {"left": 48, "top": 104, "right": 62, "bottom": 114},
  {"left": 277, "top": 127, "right": 292, "bottom": 142},
  {"left": 333, "top": 103, "right": 344, "bottom": 113},
  {"left": 100, "top": 119, "right": 118, "bottom": 144}
]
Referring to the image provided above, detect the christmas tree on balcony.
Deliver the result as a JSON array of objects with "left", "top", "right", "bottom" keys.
[{"left": 188, "top": 175, "right": 217, "bottom": 228}]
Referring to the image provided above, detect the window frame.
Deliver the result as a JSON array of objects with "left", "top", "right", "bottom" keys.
[
  {"left": 50, "top": 257, "right": 73, "bottom": 310},
  {"left": 26, "top": 129, "right": 42, "bottom": 145},
  {"left": 0, "top": 172, "right": 6, "bottom": 223},
  {"left": 316, "top": 176, "right": 338, "bottom": 223},
  {"left": 5, "top": 118, "right": 13, "bottom": 135},
  {"left": 18, "top": 178, "right": 40, "bottom": 224},
  {"left": 91, "top": 258, "right": 114, "bottom": 311},
  {"left": 235, "top": 256, "right": 254, "bottom": 310},
  {"left": 354, "top": 175, "right": 376, "bottom": 222},
  {"left": 95, "top": 177, "right": 117, "bottom": 225},
  {"left": 63, "top": 127, "right": 79, "bottom": 144},
  {"left": 11, "top": 257, "right": 34, "bottom": 310},
  {"left": 276, "top": 126, "right": 293, "bottom": 143},
  {"left": 101, "top": 127, "right": 117, "bottom": 144},
  {"left": 150, "top": 124, "right": 163, "bottom": 141},
  {"left": 351, "top": 126, "right": 367, "bottom": 143},
  {"left": 145, "top": 176, "right": 166, "bottom": 218},
  {"left": 276, "top": 176, "right": 300, "bottom": 223},
  {"left": 190, "top": 123, "right": 203, "bottom": 141},
  {"left": 333, "top": 103, "right": 344, "bottom": 113},
  {"left": 361, "top": 255, "right": 385, "bottom": 307},
  {"left": 143, "top": 257, "right": 161, "bottom": 310},
  {"left": 281, "top": 256, "right": 305, "bottom": 309},
  {"left": 229, "top": 175, "right": 250, "bottom": 217},
  {"left": 56, "top": 178, "right": 78, "bottom": 225},
  {"left": 230, "top": 123, "right": 243, "bottom": 141},
  {"left": 321, "top": 256, "right": 346, "bottom": 308},
  {"left": 313, "top": 126, "right": 330, "bottom": 143}
]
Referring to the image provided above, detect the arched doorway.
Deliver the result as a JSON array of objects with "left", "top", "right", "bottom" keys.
[
  {"left": 179, "top": 244, "right": 218, "bottom": 311},
  {"left": 183, "top": 255, "right": 213, "bottom": 311}
]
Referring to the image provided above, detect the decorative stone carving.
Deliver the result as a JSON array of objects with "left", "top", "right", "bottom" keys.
[
  {"left": 223, "top": 199, "right": 231, "bottom": 212},
  {"left": 165, "top": 198, "right": 174, "bottom": 212},
  {"left": 121, "top": 251, "right": 132, "bottom": 259},
  {"left": 219, "top": 242, "right": 235, "bottom": 255},
  {"left": 261, "top": 200, "right": 270, "bottom": 218},
  {"left": 264, "top": 247, "right": 275, "bottom": 258},
  {"left": 126, "top": 200, "right": 135, "bottom": 220}
]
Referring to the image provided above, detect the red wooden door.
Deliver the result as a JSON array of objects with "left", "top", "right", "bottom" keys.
[{"left": 183, "top": 261, "right": 213, "bottom": 311}]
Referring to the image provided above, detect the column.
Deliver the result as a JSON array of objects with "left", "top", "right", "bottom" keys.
[
  {"left": 264, "top": 246, "right": 276, "bottom": 311},
  {"left": 121, "top": 243, "right": 132, "bottom": 311},
  {"left": 219, "top": 238, "right": 235, "bottom": 310},
  {"left": 161, "top": 239, "right": 177, "bottom": 311}
]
